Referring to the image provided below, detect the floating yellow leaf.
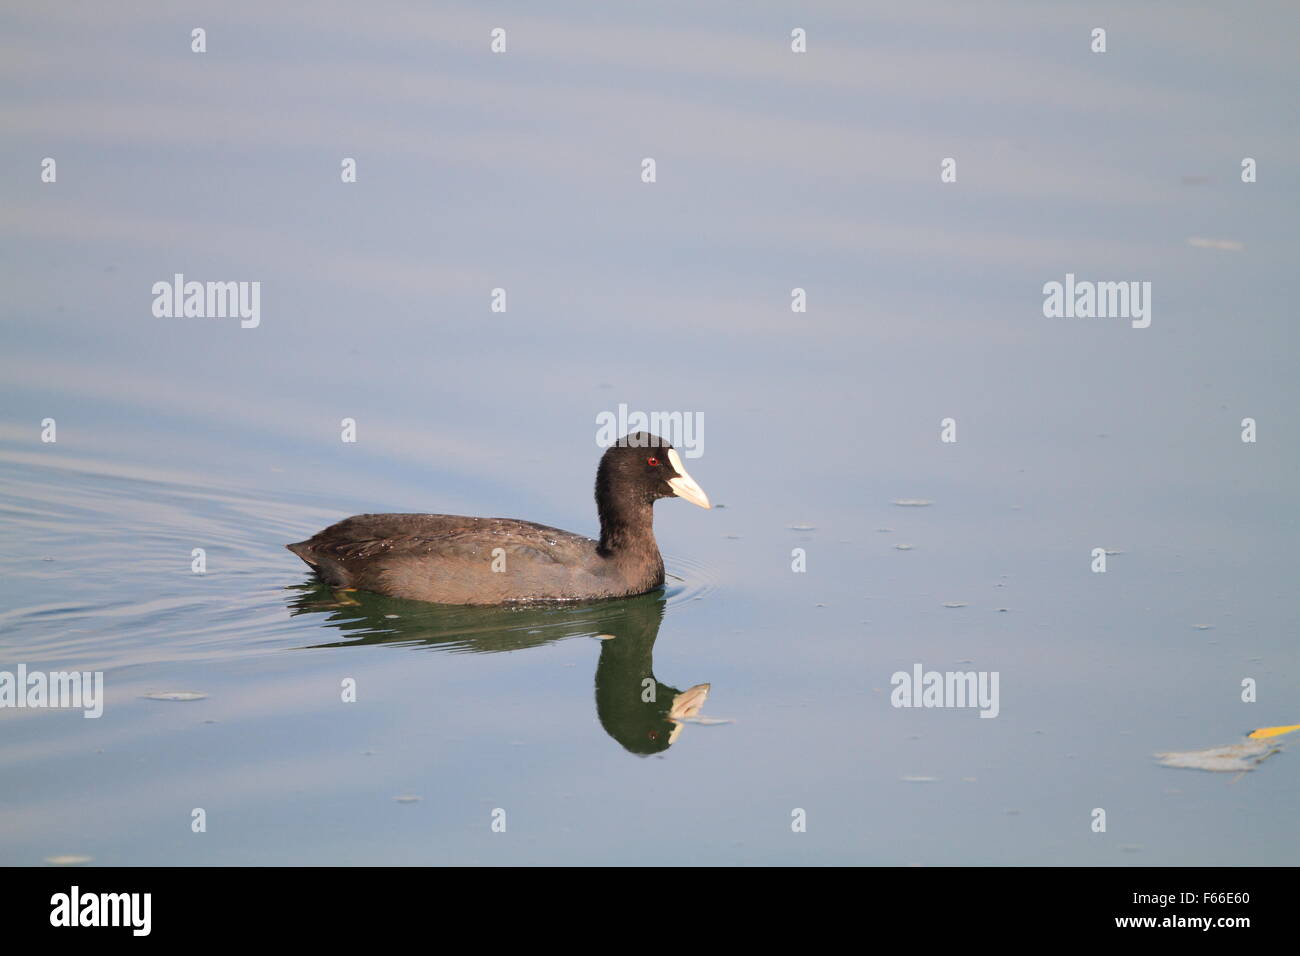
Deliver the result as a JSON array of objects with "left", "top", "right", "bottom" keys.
[{"left": 1248, "top": 723, "right": 1300, "bottom": 740}]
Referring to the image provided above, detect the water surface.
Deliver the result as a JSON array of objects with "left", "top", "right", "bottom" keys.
[{"left": 2, "top": 1, "right": 1297, "bottom": 865}]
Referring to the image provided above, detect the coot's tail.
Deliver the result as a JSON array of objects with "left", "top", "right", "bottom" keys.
[
  {"left": 286, "top": 540, "right": 315, "bottom": 564},
  {"left": 287, "top": 540, "right": 354, "bottom": 588}
]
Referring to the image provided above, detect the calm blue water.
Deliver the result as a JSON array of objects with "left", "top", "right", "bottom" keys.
[{"left": 1, "top": 1, "right": 1297, "bottom": 865}]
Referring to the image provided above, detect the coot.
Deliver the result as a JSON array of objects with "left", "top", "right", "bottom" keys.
[{"left": 286, "top": 433, "right": 710, "bottom": 605}]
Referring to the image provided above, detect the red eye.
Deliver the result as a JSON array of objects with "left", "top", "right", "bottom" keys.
[{"left": 647, "top": 457, "right": 660, "bottom": 467}]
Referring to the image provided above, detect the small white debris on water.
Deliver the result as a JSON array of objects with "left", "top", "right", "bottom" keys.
[
  {"left": 1187, "top": 237, "right": 1244, "bottom": 251},
  {"left": 1155, "top": 738, "right": 1279, "bottom": 773}
]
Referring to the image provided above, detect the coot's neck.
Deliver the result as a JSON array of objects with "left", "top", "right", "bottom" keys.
[{"left": 596, "top": 494, "right": 659, "bottom": 564}]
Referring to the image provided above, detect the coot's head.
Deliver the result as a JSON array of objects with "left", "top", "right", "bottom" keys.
[{"left": 596, "top": 432, "right": 711, "bottom": 509}]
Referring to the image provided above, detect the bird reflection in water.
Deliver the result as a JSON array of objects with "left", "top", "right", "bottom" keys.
[{"left": 286, "top": 586, "right": 714, "bottom": 755}]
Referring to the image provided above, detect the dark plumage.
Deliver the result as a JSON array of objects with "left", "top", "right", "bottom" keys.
[{"left": 286, "top": 433, "right": 710, "bottom": 605}]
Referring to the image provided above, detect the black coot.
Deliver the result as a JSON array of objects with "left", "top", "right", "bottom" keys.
[{"left": 286, "top": 433, "right": 710, "bottom": 605}]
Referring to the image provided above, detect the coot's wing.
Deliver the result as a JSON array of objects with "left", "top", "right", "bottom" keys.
[{"left": 288, "top": 514, "right": 601, "bottom": 601}]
